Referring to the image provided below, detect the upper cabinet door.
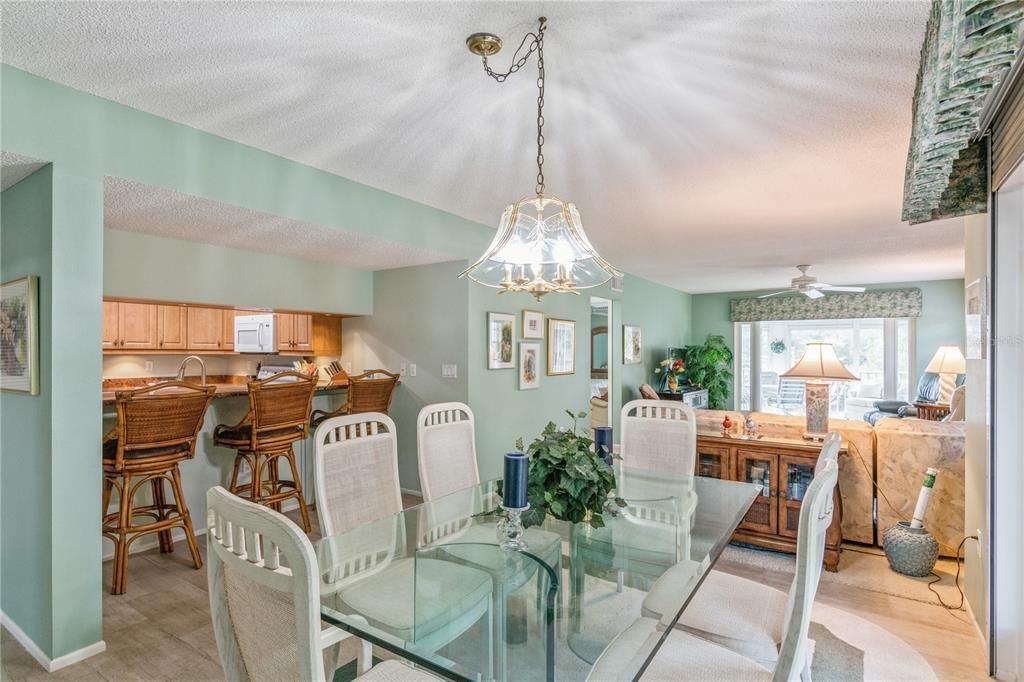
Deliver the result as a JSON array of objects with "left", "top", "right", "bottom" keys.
[
  {"left": 291, "top": 314, "right": 313, "bottom": 352},
  {"left": 276, "top": 313, "right": 294, "bottom": 351},
  {"left": 187, "top": 307, "right": 227, "bottom": 351},
  {"left": 222, "top": 310, "right": 237, "bottom": 352},
  {"left": 156, "top": 305, "right": 188, "bottom": 350},
  {"left": 103, "top": 301, "right": 120, "bottom": 350},
  {"left": 118, "top": 302, "right": 158, "bottom": 350}
]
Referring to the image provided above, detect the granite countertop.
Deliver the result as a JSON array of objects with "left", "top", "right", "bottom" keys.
[{"left": 102, "top": 374, "right": 348, "bottom": 404}]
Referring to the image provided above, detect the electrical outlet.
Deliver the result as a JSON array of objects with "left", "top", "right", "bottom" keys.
[
  {"left": 442, "top": 363, "right": 458, "bottom": 379},
  {"left": 144, "top": 361, "right": 153, "bottom": 372},
  {"left": 400, "top": 363, "right": 407, "bottom": 377},
  {"left": 409, "top": 363, "right": 417, "bottom": 377},
  {"left": 343, "top": 362, "right": 352, "bottom": 374}
]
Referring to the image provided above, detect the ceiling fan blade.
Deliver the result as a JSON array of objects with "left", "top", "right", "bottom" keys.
[
  {"left": 804, "top": 288, "right": 825, "bottom": 299},
  {"left": 820, "top": 285, "right": 866, "bottom": 293},
  {"left": 758, "top": 290, "right": 792, "bottom": 298}
]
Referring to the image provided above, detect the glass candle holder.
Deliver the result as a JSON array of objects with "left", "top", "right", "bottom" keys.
[{"left": 497, "top": 504, "right": 529, "bottom": 551}]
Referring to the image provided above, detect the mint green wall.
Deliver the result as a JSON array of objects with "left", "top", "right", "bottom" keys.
[
  {"left": 1, "top": 167, "right": 55, "bottom": 654},
  {"left": 690, "top": 279, "right": 966, "bottom": 409},
  {"left": 341, "top": 262, "right": 470, "bottom": 491},
  {"left": 468, "top": 275, "right": 691, "bottom": 482},
  {"left": 104, "top": 229, "right": 374, "bottom": 314}
]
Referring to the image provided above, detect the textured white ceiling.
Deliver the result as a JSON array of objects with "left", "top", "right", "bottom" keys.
[
  {"left": 1, "top": 2, "right": 965, "bottom": 292},
  {"left": 104, "top": 177, "right": 457, "bottom": 271},
  {"left": 1, "top": 151, "right": 47, "bottom": 191}
]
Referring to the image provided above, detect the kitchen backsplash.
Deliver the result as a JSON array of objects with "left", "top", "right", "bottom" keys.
[{"left": 102, "top": 354, "right": 346, "bottom": 379}]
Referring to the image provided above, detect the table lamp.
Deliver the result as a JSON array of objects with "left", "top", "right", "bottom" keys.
[
  {"left": 782, "top": 342, "right": 859, "bottom": 441},
  {"left": 925, "top": 345, "right": 966, "bottom": 403}
]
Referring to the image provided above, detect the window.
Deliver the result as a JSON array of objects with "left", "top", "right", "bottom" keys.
[{"left": 735, "top": 317, "right": 915, "bottom": 419}]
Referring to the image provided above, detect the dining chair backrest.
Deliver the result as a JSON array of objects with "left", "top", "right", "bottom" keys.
[
  {"left": 774, "top": 457, "right": 840, "bottom": 681},
  {"left": 313, "top": 413, "right": 403, "bottom": 537},
  {"left": 110, "top": 381, "right": 215, "bottom": 471},
  {"left": 247, "top": 371, "right": 317, "bottom": 448},
  {"left": 347, "top": 369, "right": 401, "bottom": 415},
  {"left": 815, "top": 431, "right": 842, "bottom": 474},
  {"left": 417, "top": 402, "right": 479, "bottom": 501},
  {"left": 206, "top": 486, "right": 324, "bottom": 682},
  {"left": 619, "top": 399, "right": 697, "bottom": 477}
]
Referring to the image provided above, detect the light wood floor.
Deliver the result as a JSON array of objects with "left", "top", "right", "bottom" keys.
[{"left": 1, "top": 496, "right": 989, "bottom": 681}]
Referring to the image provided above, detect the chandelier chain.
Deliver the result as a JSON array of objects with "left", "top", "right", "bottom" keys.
[{"left": 479, "top": 18, "right": 547, "bottom": 196}]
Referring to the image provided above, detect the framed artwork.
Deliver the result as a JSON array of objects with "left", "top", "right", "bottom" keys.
[
  {"left": 487, "top": 312, "right": 515, "bottom": 369},
  {"left": 965, "top": 277, "right": 988, "bottom": 360},
  {"left": 623, "top": 325, "right": 642, "bottom": 365},
  {"left": 547, "top": 318, "right": 576, "bottom": 375},
  {"left": 519, "top": 342, "right": 541, "bottom": 390},
  {"left": 1, "top": 276, "right": 40, "bottom": 395},
  {"left": 522, "top": 310, "right": 544, "bottom": 339}
]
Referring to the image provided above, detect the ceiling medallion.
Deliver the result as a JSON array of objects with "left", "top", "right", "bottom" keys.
[{"left": 459, "top": 17, "right": 621, "bottom": 301}]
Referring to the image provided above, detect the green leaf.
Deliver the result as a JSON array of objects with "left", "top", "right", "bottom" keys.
[
  {"left": 614, "top": 497, "right": 628, "bottom": 508},
  {"left": 515, "top": 437, "right": 524, "bottom": 451}
]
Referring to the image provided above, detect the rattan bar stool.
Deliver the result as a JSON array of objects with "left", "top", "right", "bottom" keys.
[
  {"left": 213, "top": 371, "right": 315, "bottom": 532},
  {"left": 310, "top": 368, "right": 400, "bottom": 428},
  {"left": 102, "top": 381, "right": 215, "bottom": 595}
]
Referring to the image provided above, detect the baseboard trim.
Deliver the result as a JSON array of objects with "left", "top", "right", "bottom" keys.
[{"left": 0, "top": 610, "right": 106, "bottom": 672}]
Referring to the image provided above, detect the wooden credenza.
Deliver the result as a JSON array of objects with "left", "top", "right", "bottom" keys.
[{"left": 696, "top": 434, "right": 845, "bottom": 572}]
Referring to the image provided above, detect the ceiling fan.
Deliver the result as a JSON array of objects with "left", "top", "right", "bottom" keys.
[{"left": 758, "top": 265, "right": 866, "bottom": 299}]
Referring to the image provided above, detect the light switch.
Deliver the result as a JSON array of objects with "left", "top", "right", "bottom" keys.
[
  {"left": 409, "top": 363, "right": 417, "bottom": 377},
  {"left": 442, "top": 363, "right": 458, "bottom": 379}
]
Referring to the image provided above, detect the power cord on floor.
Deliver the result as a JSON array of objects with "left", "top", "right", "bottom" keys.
[{"left": 845, "top": 440, "right": 978, "bottom": 618}]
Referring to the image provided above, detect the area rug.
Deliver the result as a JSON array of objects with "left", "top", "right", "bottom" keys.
[{"left": 722, "top": 543, "right": 965, "bottom": 609}]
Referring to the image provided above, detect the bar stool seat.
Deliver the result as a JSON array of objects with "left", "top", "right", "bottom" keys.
[
  {"left": 102, "top": 381, "right": 215, "bottom": 595},
  {"left": 213, "top": 371, "right": 316, "bottom": 533}
]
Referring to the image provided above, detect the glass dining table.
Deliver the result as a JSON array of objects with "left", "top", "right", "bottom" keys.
[{"left": 317, "top": 464, "right": 759, "bottom": 681}]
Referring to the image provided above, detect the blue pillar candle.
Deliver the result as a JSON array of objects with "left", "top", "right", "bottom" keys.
[
  {"left": 503, "top": 452, "right": 529, "bottom": 509},
  {"left": 594, "top": 427, "right": 613, "bottom": 466}
]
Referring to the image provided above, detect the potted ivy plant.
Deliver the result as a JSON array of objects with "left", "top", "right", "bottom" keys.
[
  {"left": 516, "top": 411, "right": 626, "bottom": 529},
  {"left": 683, "top": 334, "right": 734, "bottom": 409}
]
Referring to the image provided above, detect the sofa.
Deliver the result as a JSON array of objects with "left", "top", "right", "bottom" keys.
[
  {"left": 863, "top": 371, "right": 966, "bottom": 425},
  {"left": 696, "top": 409, "right": 965, "bottom": 555}
]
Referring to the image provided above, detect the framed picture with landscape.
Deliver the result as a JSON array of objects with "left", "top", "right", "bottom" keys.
[
  {"left": 519, "top": 342, "right": 540, "bottom": 389},
  {"left": 547, "top": 318, "right": 576, "bottom": 375},
  {"left": 487, "top": 312, "right": 515, "bottom": 369},
  {"left": 623, "top": 325, "right": 642, "bottom": 365},
  {"left": 1, "top": 276, "right": 40, "bottom": 395}
]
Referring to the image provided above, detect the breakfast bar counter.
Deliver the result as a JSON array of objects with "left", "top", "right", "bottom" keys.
[{"left": 102, "top": 375, "right": 348, "bottom": 404}]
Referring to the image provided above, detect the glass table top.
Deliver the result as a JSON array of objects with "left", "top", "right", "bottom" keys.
[{"left": 317, "top": 465, "right": 758, "bottom": 681}]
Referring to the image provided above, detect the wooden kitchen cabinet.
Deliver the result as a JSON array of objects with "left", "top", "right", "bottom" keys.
[
  {"left": 696, "top": 434, "right": 845, "bottom": 572},
  {"left": 187, "top": 307, "right": 229, "bottom": 351},
  {"left": 156, "top": 305, "right": 188, "bottom": 350},
  {"left": 103, "top": 301, "right": 158, "bottom": 350},
  {"left": 277, "top": 313, "right": 313, "bottom": 353},
  {"left": 312, "top": 315, "right": 343, "bottom": 355}
]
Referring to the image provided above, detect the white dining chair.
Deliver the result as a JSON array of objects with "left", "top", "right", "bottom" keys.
[
  {"left": 417, "top": 402, "right": 480, "bottom": 502},
  {"left": 619, "top": 399, "right": 698, "bottom": 512},
  {"left": 205, "top": 486, "right": 437, "bottom": 682},
  {"left": 313, "top": 413, "right": 493, "bottom": 657},
  {"left": 641, "top": 433, "right": 842, "bottom": 668},
  {"left": 588, "top": 456, "right": 841, "bottom": 681}
]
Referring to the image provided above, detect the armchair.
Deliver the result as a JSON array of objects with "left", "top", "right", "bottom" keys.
[{"left": 863, "top": 371, "right": 965, "bottom": 425}]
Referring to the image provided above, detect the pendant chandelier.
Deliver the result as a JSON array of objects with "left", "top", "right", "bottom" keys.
[{"left": 460, "top": 17, "right": 621, "bottom": 301}]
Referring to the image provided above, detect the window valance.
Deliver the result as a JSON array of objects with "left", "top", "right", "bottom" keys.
[{"left": 730, "top": 288, "right": 923, "bottom": 323}]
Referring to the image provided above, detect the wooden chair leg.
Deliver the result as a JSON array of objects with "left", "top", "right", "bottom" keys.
[
  {"left": 228, "top": 453, "right": 243, "bottom": 496},
  {"left": 268, "top": 456, "right": 282, "bottom": 512},
  {"left": 283, "top": 447, "right": 312, "bottom": 533},
  {"left": 170, "top": 465, "right": 203, "bottom": 571},
  {"left": 102, "top": 476, "right": 114, "bottom": 517},
  {"left": 250, "top": 453, "right": 265, "bottom": 506},
  {"left": 111, "top": 473, "right": 133, "bottom": 595},
  {"left": 152, "top": 477, "right": 173, "bottom": 553}
]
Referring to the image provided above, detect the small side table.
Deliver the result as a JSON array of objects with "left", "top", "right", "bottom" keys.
[{"left": 914, "top": 402, "right": 950, "bottom": 421}]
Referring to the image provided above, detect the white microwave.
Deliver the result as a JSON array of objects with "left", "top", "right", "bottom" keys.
[{"left": 234, "top": 314, "right": 276, "bottom": 354}]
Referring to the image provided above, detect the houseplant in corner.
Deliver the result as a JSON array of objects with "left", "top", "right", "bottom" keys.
[
  {"left": 683, "top": 334, "right": 734, "bottom": 409},
  {"left": 516, "top": 411, "right": 626, "bottom": 529}
]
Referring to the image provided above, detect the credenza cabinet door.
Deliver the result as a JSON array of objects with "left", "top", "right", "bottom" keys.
[
  {"left": 695, "top": 444, "right": 731, "bottom": 480},
  {"left": 778, "top": 455, "right": 816, "bottom": 539},
  {"left": 736, "top": 448, "right": 778, "bottom": 535}
]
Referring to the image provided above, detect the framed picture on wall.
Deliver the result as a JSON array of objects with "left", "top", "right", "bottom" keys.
[
  {"left": 522, "top": 310, "right": 544, "bottom": 339},
  {"left": 487, "top": 312, "right": 515, "bottom": 369},
  {"left": 965, "top": 277, "right": 987, "bottom": 360},
  {"left": 623, "top": 325, "right": 642, "bottom": 365},
  {"left": 519, "top": 342, "right": 541, "bottom": 389},
  {"left": 547, "top": 318, "right": 576, "bottom": 375},
  {"left": 1, "top": 276, "right": 40, "bottom": 395}
]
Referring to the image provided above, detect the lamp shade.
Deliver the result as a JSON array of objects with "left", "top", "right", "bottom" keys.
[
  {"left": 925, "top": 345, "right": 966, "bottom": 375},
  {"left": 781, "top": 342, "right": 859, "bottom": 381}
]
